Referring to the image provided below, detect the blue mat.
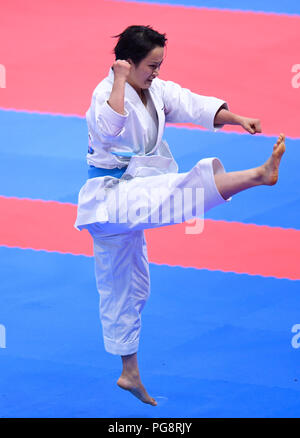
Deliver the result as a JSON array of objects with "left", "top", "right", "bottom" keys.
[
  {"left": 125, "top": 0, "right": 300, "bottom": 15},
  {"left": 0, "top": 247, "right": 299, "bottom": 417},
  {"left": 0, "top": 110, "right": 299, "bottom": 228}
]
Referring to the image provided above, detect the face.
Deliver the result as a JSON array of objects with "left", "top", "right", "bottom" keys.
[{"left": 127, "top": 46, "right": 164, "bottom": 91}]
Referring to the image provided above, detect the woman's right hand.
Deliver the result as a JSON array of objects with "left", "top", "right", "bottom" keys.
[
  {"left": 108, "top": 60, "right": 131, "bottom": 115},
  {"left": 112, "top": 60, "right": 131, "bottom": 81}
]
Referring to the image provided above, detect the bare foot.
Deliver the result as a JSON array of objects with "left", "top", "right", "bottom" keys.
[
  {"left": 260, "top": 133, "right": 286, "bottom": 185},
  {"left": 117, "top": 373, "right": 157, "bottom": 406}
]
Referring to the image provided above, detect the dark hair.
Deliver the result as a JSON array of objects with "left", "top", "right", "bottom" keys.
[{"left": 113, "top": 25, "right": 167, "bottom": 66}]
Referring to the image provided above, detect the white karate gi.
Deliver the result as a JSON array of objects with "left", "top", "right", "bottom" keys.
[{"left": 75, "top": 68, "right": 230, "bottom": 355}]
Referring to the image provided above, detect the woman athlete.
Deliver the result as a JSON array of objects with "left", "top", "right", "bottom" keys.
[{"left": 75, "top": 25, "right": 285, "bottom": 406}]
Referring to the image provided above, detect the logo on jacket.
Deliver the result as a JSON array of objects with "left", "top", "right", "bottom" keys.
[{"left": 88, "top": 132, "right": 94, "bottom": 154}]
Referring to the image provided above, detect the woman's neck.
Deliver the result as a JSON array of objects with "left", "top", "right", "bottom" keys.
[
  {"left": 126, "top": 79, "right": 147, "bottom": 104},
  {"left": 132, "top": 85, "right": 147, "bottom": 106}
]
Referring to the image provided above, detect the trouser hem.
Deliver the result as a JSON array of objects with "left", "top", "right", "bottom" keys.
[
  {"left": 104, "top": 337, "right": 139, "bottom": 356},
  {"left": 195, "top": 157, "right": 232, "bottom": 210}
]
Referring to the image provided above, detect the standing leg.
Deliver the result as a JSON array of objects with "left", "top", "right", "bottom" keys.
[
  {"left": 117, "top": 353, "right": 157, "bottom": 406},
  {"left": 89, "top": 226, "right": 156, "bottom": 405},
  {"left": 214, "top": 134, "right": 286, "bottom": 200}
]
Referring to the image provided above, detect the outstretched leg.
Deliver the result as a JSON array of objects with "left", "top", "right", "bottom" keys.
[
  {"left": 117, "top": 353, "right": 157, "bottom": 406},
  {"left": 214, "top": 134, "right": 286, "bottom": 200}
]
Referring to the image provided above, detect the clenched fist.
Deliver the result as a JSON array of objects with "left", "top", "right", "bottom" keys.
[
  {"left": 239, "top": 117, "right": 262, "bottom": 135},
  {"left": 112, "top": 60, "right": 131, "bottom": 81}
]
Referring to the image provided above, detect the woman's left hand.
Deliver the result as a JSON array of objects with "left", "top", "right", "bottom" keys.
[{"left": 239, "top": 117, "right": 262, "bottom": 134}]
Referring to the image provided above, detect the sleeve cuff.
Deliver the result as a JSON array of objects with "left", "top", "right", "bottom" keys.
[
  {"left": 202, "top": 99, "right": 229, "bottom": 131},
  {"left": 101, "top": 100, "right": 128, "bottom": 124},
  {"left": 96, "top": 100, "right": 129, "bottom": 136}
]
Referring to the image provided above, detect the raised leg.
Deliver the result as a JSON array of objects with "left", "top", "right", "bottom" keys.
[{"left": 214, "top": 134, "right": 286, "bottom": 200}]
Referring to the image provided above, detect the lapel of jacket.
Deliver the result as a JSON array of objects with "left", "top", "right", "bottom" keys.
[
  {"left": 148, "top": 86, "right": 164, "bottom": 154},
  {"left": 108, "top": 69, "right": 164, "bottom": 155}
]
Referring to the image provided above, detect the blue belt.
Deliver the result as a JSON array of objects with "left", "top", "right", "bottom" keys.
[{"left": 88, "top": 165, "right": 127, "bottom": 179}]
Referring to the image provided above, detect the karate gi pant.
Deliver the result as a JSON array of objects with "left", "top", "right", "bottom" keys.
[{"left": 83, "top": 157, "right": 230, "bottom": 356}]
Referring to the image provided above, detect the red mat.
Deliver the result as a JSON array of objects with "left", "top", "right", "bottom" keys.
[
  {"left": 1, "top": 0, "right": 300, "bottom": 137},
  {"left": 1, "top": 195, "right": 299, "bottom": 280}
]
